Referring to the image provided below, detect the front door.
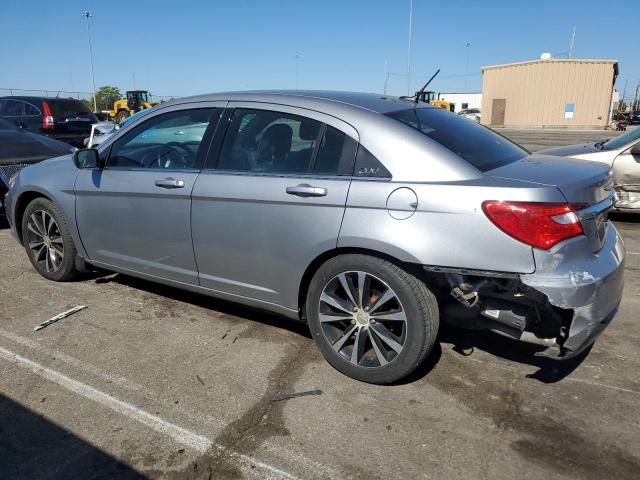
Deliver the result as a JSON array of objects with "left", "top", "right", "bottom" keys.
[
  {"left": 75, "top": 106, "right": 221, "bottom": 284},
  {"left": 491, "top": 98, "right": 506, "bottom": 126},
  {"left": 191, "top": 105, "right": 358, "bottom": 310}
]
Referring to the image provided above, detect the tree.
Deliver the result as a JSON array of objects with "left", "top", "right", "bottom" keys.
[{"left": 85, "top": 86, "right": 122, "bottom": 112}]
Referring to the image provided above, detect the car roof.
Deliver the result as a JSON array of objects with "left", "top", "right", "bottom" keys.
[
  {"left": 170, "top": 90, "right": 430, "bottom": 115},
  {"left": 0, "top": 96, "right": 84, "bottom": 102}
]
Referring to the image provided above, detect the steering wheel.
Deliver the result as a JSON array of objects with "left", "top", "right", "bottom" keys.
[{"left": 150, "top": 142, "right": 194, "bottom": 169}]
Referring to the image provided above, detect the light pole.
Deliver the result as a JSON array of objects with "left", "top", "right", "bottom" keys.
[
  {"left": 464, "top": 42, "right": 472, "bottom": 91},
  {"left": 407, "top": 0, "right": 413, "bottom": 96},
  {"left": 83, "top": 11, "right": 97, "bottom": 112}
]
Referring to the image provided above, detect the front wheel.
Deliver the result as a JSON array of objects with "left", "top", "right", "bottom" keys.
[
  {"left": 116, "top": 110, "right": 129, "bottom": 123},
  {"left": 306, "top": 254, "right": 439, "bottom": 384},
  {"left": 21, "top": 198, "right": 79, "bottom": 281}
]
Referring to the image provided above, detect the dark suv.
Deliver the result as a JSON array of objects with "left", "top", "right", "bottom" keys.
[{"left": 0, "top": 96, "right": 98, "bottom": 147}]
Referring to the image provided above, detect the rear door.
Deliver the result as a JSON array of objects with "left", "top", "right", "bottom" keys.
[
  {"left": 75, "top": 104, "right": 223, "bottom": 284},
  {"left": 191, "top": 104, "right": 358, "bottom": 310}
]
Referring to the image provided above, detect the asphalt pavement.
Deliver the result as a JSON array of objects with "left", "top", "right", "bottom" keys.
[{"left": 0, "top": 129, "right": 638, "bottom": 480}]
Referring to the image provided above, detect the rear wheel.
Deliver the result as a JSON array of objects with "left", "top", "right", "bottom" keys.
[
  {"left": 21, "top": 198, "right": 78, "bottom": 281},
  {"left": 306, "top": 254, "right": 439, "bottom": 384},
  {"left": 116, "top": 110, "right": 129, "bottom": 123}
]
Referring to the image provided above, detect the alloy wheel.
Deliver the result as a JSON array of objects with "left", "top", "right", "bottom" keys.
[
  {"left": 26, "top": 210, "right": 64, "bottom": 273},
  {"left": 318, "top": 271, "right": 407, "bottom": 367}
]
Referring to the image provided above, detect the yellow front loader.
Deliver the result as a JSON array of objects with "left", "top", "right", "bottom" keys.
[{"left": 108, "top": 90, "right": 157, "bottom": 122}]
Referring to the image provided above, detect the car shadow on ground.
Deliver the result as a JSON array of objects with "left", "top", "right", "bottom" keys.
[
  {"left": 95, "top": 273, "right": 587, "bottom": 385},
  {"left": 0, "top": 394, "right": 145, "bottom": 479}
]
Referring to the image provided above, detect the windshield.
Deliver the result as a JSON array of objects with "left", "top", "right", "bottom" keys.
[
  {"left": 387, "top": 107, "right": 528, "bottom": 172},
  {"left": 602, "top": 127, "right": 640, "bottom": 151},
  {"left": 48, "top": 98, "right": 94, "bottom": 118}
]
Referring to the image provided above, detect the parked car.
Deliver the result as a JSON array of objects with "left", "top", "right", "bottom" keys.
[
  {"left": 0, "top": 118, "right": 73, "bottom": 216},
  {"left": 85, "top": 108, "right": 156, "bottom": 147},
  {"left": 0, "top": 96, "right": 98, "bottom": 147},
  {"left": 539, "top": 126, "right": 640, "bottom": 211},
  {"left": 4, "top": 91, "right": 624, "bottom": 383},
  {"left": 458, "top": 108, "right": 481, "bottom": 122},
  {"left": 630, "top": 111, "right": 640, "bottom": 125}
]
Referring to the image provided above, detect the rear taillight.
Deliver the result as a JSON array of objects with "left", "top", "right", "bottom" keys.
[
  {"left": 482, "top": 201, "right": 584, "bottom": 250},
  {"left": 42, "top": 101, "right": 54, "bottom": 130}
]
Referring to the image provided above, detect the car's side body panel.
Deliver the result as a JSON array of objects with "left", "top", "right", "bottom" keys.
[
  {"left": 338, "top": 177, "right": 567, "bottom": 274},
  {"left": 74, "top": 168, "right": 202, "bottom": 284},
  {"left": 192, "top": 172, "right": 351, "bottom": 309}
]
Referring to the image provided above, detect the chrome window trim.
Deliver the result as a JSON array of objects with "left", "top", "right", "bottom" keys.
[{"left": 199, "top": 169, "right": 392, "bottom": 182}]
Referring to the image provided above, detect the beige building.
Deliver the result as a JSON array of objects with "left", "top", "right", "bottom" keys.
[{"left": 481, "top": 58, "right": 618, "bottom": 129}]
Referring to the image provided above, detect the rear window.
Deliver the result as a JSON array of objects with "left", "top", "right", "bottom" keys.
[
  {"left": 387, "top": 107, "right": 527, "bottom": 172},
  {"left": 48, "top": 99, "right": 95, "bottom": 119}
]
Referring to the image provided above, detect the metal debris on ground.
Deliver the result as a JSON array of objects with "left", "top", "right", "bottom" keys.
[
  {"left": 196, "top": 375, "right": 205, "bottom": 386},
  {"left": 271, "top": 390, "right": 323, "bottom": 402},
  {"left": 34, "top": 305, "right": 87, "bottom": 331}
]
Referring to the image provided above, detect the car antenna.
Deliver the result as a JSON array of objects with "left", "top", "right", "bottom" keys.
[{"left": 414, "top": 68, "right": 440, "bottom": 104}]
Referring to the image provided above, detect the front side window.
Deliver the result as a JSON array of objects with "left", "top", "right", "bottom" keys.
[
  {"left": 108, "top": 108, "right": 217, "bottom": 170},
  {"left": 387, "top": 107, "right": 528, "bottom": 172},
  {"left": 218, "top": 109, "right": 322, "bottom": 174}
]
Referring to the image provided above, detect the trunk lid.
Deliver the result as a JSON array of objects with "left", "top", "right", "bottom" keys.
[
  {"left": 486, "top": 153, "right": 615, "bottom": 252},
  {"left": 48, "top": 99, "right": 97, "bottom": 135}
]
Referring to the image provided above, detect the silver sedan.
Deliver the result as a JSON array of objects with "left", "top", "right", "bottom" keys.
[
  {"left": 540, "top": 127, "right": 640, "bottom": 211},
  {"left": 3, "top": 91, "right": 624, "bottom": 383}
]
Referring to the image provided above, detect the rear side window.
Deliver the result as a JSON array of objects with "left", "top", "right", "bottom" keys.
[
  {"left": 218, "top": 109, "right": 322, "bottom": 174},
  {"left": 4, "top": 100, "right": 25, "bottom": 116},
  {"left": 354, "top": 146, "right": 391, "bottom": 178},
  {"left": 24, "top": 102, "right": 40, "bottom": 116},
  {"left": 313, "top": 126, "right": 357, "bottom": 175},
  {"left": 387, "top": 107, "right": 527, "bottom": 172}
]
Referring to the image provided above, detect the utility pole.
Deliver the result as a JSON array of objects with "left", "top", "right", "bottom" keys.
[
  {"left": 407, "top": 0, "right": 413, "bottom": 96},
  {"left": 83, "top": 11, "right": 97, "bottom": 112},
  {"left": 568, "top": 25, "right": 576, "bottom": 58},
  {"left": 620, "top": 79, "right": 627, "bottom": 111},
  {"left": 384, "top": 60, "right": 389, "bottom": 94},
  {"left": 464, "top": 42, "right": 472, "bottom": 91}
]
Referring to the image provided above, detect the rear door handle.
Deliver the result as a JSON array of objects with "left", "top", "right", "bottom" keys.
[
  {"left": 286, "top": 184, "right": 328, "bottom": 197},
  {"left": 155, "top": 178, "right": 185, "bottom": 189}
]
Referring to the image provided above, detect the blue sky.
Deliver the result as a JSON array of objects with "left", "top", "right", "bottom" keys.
[{"left": 1, "top": 0, "right": 638, "bottom": 102}]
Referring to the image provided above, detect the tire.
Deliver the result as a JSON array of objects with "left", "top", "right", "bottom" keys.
[
  {"left": 306, "top": 254, "right": 439, "bottom": 384},
  {"left": 116, "top": 110, "right": 129, "bottom": 123},
  {"left": 21, "top": 198, "right": 78, "bottom": 281}
]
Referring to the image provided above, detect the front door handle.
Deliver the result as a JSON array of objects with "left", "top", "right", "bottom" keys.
[
  {"left": 155, "top": 178, "right": 185, "bottom": 189},
  {"left": 286, "top": 184, "right": 328, "bottom": 197}
]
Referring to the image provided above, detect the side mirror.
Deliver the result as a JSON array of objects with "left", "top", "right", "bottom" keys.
[
  {"left": 18, "top": 121, "right": 28, "bottom": 129},
  {"left": 73, "top": 148, "right": 102, "bottom": 169},
  {"left": 630, "top": 143, "right": 640, "bottom": 156}
]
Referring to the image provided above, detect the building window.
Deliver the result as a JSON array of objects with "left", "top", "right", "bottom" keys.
[{"left": 462, "top": 103, "right": 469, "bottom": 110}]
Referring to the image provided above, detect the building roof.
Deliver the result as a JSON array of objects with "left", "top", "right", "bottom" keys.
[{"left": 482, "top": 58, "right": 618, "bottom": 74}]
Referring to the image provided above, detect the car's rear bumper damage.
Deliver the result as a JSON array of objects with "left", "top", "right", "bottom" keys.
[
  {"left": 431, "top": 223, "right": 625, "bottom": 358},
  {"left": 520, "top": 223, "right": 625, "bottom": 358}
]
